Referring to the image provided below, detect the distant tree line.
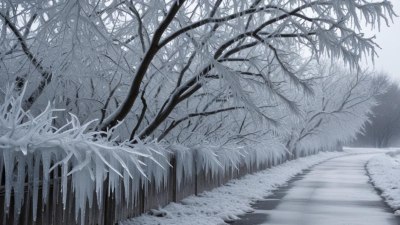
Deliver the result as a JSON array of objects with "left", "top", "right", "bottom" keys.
[{"left": 353, "top": 75, "right": 400, "bottom": 148}]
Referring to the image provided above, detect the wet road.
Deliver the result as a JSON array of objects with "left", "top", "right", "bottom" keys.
[{"left": 233, "top": 154, "right": 400, "bottom": 225}]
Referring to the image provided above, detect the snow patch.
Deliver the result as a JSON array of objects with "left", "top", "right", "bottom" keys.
[{"left": 367, "top": 151, "right": 400, "bottom": 212}]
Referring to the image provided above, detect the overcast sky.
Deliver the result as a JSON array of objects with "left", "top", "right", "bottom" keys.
[{"left": 362, "top": 0, "right": 400, "bottom": 82}]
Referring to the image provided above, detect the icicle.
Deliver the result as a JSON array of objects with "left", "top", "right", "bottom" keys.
[
  {"left": 123, "top": 169, "right": 130, "bottom": 204},
  {"left": 42, "top": 151, "right": 51, "bottom": 203},
  {"left": 61, "top": 161, "right": 68, "bottom": 209},
  {"left": 95, "top": 155, "right": 104, "bottom": 207}
]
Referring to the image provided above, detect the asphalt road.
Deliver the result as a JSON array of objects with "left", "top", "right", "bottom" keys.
[{"left": 232, "top": 154, "right": 400, "bottom": 225}]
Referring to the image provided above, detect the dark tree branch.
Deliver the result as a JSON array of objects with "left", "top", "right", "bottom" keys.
[
  {"left": 99, "top": 0, "right": 186, "bottom": 131},
  {"left": 158, "top": 106, "right": 245, "bottom": 140},
  {"left": 130, "top": 90, "right": 148, "bottom": 140},
  {"left": 0, "top": 11, "right": 52, "bottom": 111}
]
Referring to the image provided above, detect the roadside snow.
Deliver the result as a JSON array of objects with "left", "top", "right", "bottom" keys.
[
  {"left": 367, "top": 150, "right": 400, "bottom": 215},
  {"left": 121, "top": 151, "right": 345, "bottom": 225}
]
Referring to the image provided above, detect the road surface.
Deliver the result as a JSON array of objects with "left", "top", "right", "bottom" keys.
[{"left": 233, "top": 154, "right": 400, "bottom": 225}]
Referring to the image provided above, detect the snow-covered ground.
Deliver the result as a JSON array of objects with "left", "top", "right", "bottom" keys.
[
  {"left": 121, "top": 151, "right": 347, "bottom": 225},
  {"left": 367, "top": 150, "right": 400, "bottom": 215}
]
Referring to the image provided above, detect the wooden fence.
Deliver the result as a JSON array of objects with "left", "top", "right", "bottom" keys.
[{"left": 0, "top": 152, "right": 291, "bottom": 225}]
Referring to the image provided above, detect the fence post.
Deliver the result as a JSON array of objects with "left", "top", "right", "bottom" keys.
[
  {"left": 103, "top": 176, "right": 110, "bottom": 225},
  {"left": 194, "top": 152, "right": 198, "bottom": 196},
  {"left": 170, "top": 156, "right": 177, "bottom": 202}
]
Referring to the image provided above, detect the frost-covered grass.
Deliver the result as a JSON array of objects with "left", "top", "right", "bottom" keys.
[
  {"left": 367, "top": 150, "right": 400, "bottom": 215},
  {"left": 121, "top": 151, "right": 345, "bottom": 225}
]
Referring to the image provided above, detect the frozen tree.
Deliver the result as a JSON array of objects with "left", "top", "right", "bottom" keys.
[
  {"left": 97, "top": 0, "right": 394, "bottom": 140},
  {"left": 0, "top": 0, "right": 395, "bottom": 142},
  {"left": 284, "top": 63, "right": 381, "bottom": 158}
]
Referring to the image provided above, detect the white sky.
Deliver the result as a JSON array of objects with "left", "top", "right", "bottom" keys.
[{"left": 362, "top": 0, "right": 400, "bottom": 82}]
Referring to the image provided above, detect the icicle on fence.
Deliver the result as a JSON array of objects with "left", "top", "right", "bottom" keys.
[
  {"left": 0, "top": 144, "right": 294, "bottom": 225},
  {"left": 0, "top": 87, "right": 332, "bottom": 225},
  {"left": 0, "top": 87, "right": 161, "bottom": 225}
]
